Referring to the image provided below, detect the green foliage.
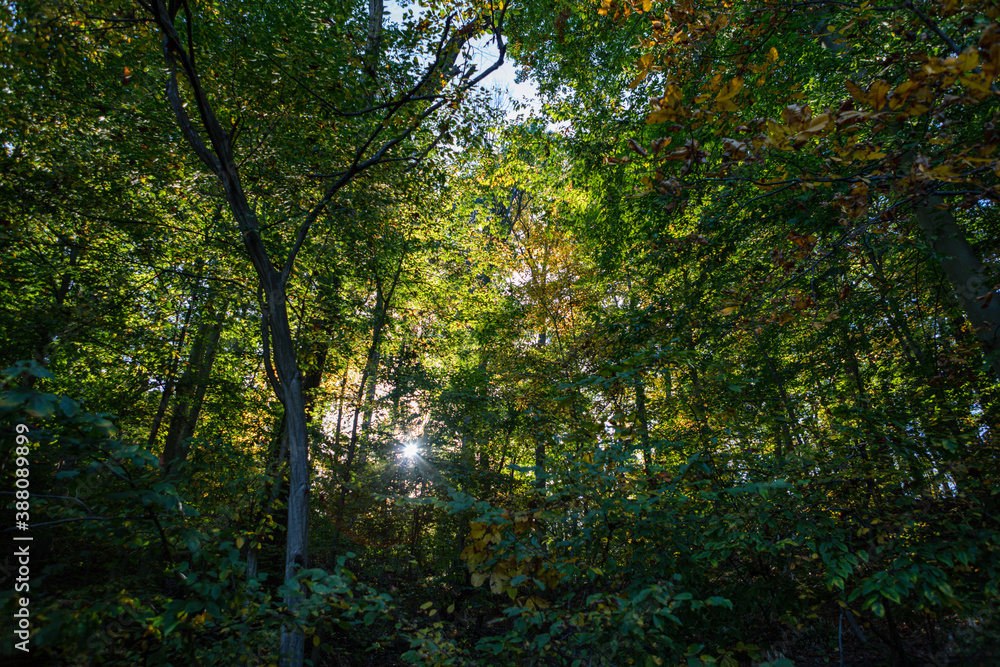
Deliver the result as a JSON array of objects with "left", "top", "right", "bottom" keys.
[{"left": 3, "top": 0, "right": 1000, "bottom": 665}]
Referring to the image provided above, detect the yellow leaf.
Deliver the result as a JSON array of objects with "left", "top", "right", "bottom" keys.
[
  {"left": 720, "top": 306, "right": 738, "bottom": 315},
  {"left": 889, "top": 80, "right": 920, "bottom": 109},
  {"left": 643, "top": 0, "right": 652, "bottom": 12},
  {"left": 663, "top": 82, "right": 683, "bottom": 102},
  {"left": 716, "top": 76, "right": 744, "bottom": 101},
  {"left": 236, "top": 536, "right": 245, "bottom": 549},
  {"left": 844, "top": 80, "right": 866, "bottom": 105},
  {"left": 959, "top": 73, "right": 992, "bottom": 98},
  {"left": 628, "top": 69, "right": 649, "bottom": 89},
  {"left": 792, "top": 113, "right": 831, "bottom": 142},
  {"left": 646, "top": 109, "right": 675, "bottom": 124},
  {"left": 529, "top": 595, "right": 550, "bottom": 609},
  {"left": 420, "top": 601, "right": 433, "bottom": 610},
  {"left": 871, "top": 79, "right": 890, "bottom": 110},
  {"left": 767, "top": 46, "right": 779, "bottom": 62},
  {"left": 926, "top": 164, "right": 962, "bottom": 182},
  {"left": 956, "top": 46, "right": 979, "bottom": 73}
]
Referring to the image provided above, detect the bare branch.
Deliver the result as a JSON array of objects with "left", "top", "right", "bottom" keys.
[
  {"left": 165, "top": 67, "right": 221, "bottom": 172},
  {"left": 904, "top": 0, "right": 961, "bottom": 54}
]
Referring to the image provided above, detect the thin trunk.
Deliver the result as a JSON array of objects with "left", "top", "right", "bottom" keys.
[
  {"left": 864, "top": 244, "right": 925, "bottom": 365},
  {"left": 366, "top": 0, "right": 384, "bottom": 71},
  {"left": 359, "top": 249, "right": 407, "bottom": 456},
  {"left": 635, "top": 377, "right": 651, "bottom": 475},
  {"left": 390, "top": 340, "right": 407, "bottom": 420},
  {"left": 360, "top": 322, "right": 381, "bottom": 435},
  {"left": 147, "top": 257, "right": 205, "bottom": 448},
  {"left": 534, "top": 437, "right": 546, "bottom": 494},
  {"left": 357, "top": 294, "right": 384, "bottom": 467},
  {"left": 162, "top": 297, "right": 228, "bottom": 475},
  {"left": 301, "top": 341, "right": 329, "bottom": 424},
  {"left": 27, "top": 242, "right": 81, "bottom": 382},
  {"left": 753, "top": 331, "right": 802, "bottom": 457},
  {"left": 461, "top": 414, "right": 474, "bottom": 467},
  {"left": 333, "top": 361, "right": 351, "bottom": 461},
  {"left": 336, "top": 364, "right": 373, "bottom": 537},
  {"left": 148, "top": 293, "right": 198, "bottom": 450},
  {"left": 912, "top": 175, "right": 1000, "bottom": 379}
]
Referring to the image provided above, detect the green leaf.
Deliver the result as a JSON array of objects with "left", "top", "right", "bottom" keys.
[
  {"left": 27, "top": 394, "right": 55, "bottom": 418},
  {"left": 59, "top": 395, "right": 78, "bottom": 417}
]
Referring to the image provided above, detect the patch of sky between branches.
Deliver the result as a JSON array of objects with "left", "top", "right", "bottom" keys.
[{"left": 386, "top": 0, "right": 551, "bottom": 126}]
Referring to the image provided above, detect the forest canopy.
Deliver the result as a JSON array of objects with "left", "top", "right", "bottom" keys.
[{"left": 1, "top": 0, "right": 998, "bottom": 666}]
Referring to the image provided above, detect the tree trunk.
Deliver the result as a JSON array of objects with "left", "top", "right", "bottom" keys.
[
  {"left": 265, "top": 281, "right": 311, "bottom": 667},
  {"left": 333, "top": 361, "right": 351, "bottom": 461},
  {"left": 534, "top": 426, "right": 546, "bottom": 495},
  {"left": 863, "top": 243, "right": 925, "bottom": 365},
  {"left": 913, "top": 192, "right": 1000, "bottom": 380},
  {"left": 162, "top": 297, "right": 228, "bottom": 475},
  {"left": 635, "top": 377, "right": 652, "bottom": 475},
  {"left": 148, "top": 292, "right": 198, "bottom": 450}
]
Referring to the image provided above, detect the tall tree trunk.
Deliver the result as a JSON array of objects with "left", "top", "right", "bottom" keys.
[
  {"left": 635, "top": 377, "right": 652, "bottom": 475},
  {"left": 148, "top": 288, "right": 200, "bottom": 450},
  {"left": 863, "top": 243, "right": 925, "bottom": 365},
  {"left": 264, "top": 284, "right": 311, "bottom": 667},
  {"left": 390, "top": 340, "right": 407, "bottom": 421},
  {"left": 534, "top": 436, "right": 546, "bottom": 494},
  {"left": 913, "top": 192, "right": 1000, "bottom": 380},
  {"left": 752, "top": 331, "right": 802, "bottom": 457},
  {"left": 360, "top": 290, "right": 383, "bottom": 437},
  {"left": 333, "top": 361, "right": 351, "bottom": 461},
  {"left": 162, "top": 296, "right": 228, "bottom": 475}
]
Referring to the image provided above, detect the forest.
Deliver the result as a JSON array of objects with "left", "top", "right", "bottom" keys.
[{"left": 1, "top": 0, "right": 998, "bottom": 665}]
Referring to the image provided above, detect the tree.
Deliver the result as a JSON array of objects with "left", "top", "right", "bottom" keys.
[{"left": 2, "top": 1, "right": 508, "bottom": 663}]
